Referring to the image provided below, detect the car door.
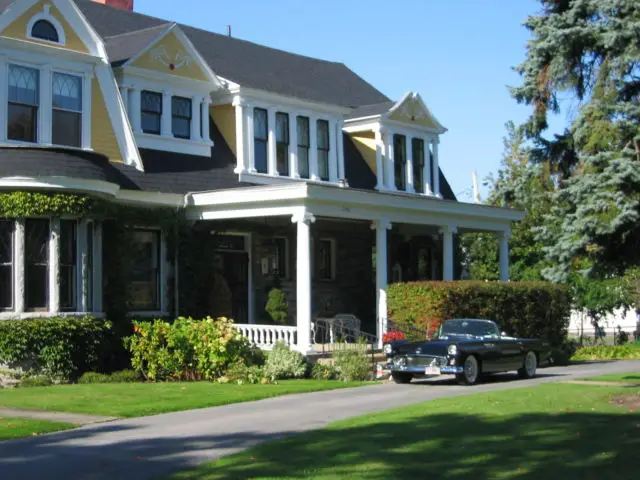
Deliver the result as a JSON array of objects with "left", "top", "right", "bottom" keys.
[
  {"left": 497, "top": 336, "right": 525, "bottom": 370},
  {"left": 478, "top": 339, "right": 503, "bottom": 372}
]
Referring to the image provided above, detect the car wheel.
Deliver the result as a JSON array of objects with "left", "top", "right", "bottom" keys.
[
  {"left": 391, "top": 372, "right": 413, "bottom": 384},
  {"left": 518, "top": 351, "right": 537, "bottom": 379},
  {"left": 456, "top": 355, "right": 481, "bottom": 385}
]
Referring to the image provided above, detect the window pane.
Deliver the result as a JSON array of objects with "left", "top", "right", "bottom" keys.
[
  {"left": 276, "top": 113, "right": 289, "bottom": 144},
  {"left": 0, "top": 221, "right": 13, "bottom": 309},
  {"left": 52, "top": 110, "right": 81, "bottom": 147},
  {"left": 412, "top": 138, "right": 424, "bottom": 193},
  {"left": 172, "top": 96, "right": 191, "bottom": 118},
  {"left": 52, "top": 73, "right": 82, "bottom": 111},
  {"left": 142, "top": 112, "right": 161, "bottom": 135},
  {"left": 9, "top": 65, "right": 39, "bottom": 105},
  {"left": 130, "top": 230, "right": 160, "bottom": 311},
  {"left": 298, "top": 146, "right": 309, "bottom": 178},
  {"left": 318, "top": 151, "right": 329, "bottom": 181},
  {"left": 172, "top": 117, "right": 190, "bottom": 139},
  {"left": 254, "top": 140, "right": 268, "bottom": 173},
  {"left": 60, "top": 220, "right": 77, "bottom": 310},
  {"left": 317, "top": 120, "right": 329, "bottom": 149},
  {"left": 394, "top": 134, "right": 406, "bottom": 191},
  {"left": 297, "top": 116, "right": 309, "bottom": 146},
  {"left": 7, "top": 104, "right": 37, "bottom": 142},
  {"left": 254, "top": 108, "right": 267, "bottom": 140},
  {"left": 277, "top": 144, "right": 289, "bottom": 175},
  {"left": 141, "top": 91, "right": 162, "bottom": 135},
  {"left": 25, "top": 219, "right": 49, "bottom": 310},
  {"left": 31, "top": 20, "right": 58, "bottom": 42}
]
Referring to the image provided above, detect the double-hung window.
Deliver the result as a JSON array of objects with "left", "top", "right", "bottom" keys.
[
  {"left": 25, "top": 219, "right": 49, "bottom": 311},
  {"left": 317, "top": 120, "right": 330, "bottom": 181},
  {"left": 297, "top": 116, "right": 310, "bottom": 179},
  {"left": 253, "top": 108, "right": 268, "bottom": 173},
  {"left": 172, "top": 96, "right": 191, "bottom": 139},
  {"left": 412, "top": 138, "right": 425, "bottom": 194},
  {"left": 59, "top": 220, "right": 77, "bottom": 311},
  {"left": 141, "top": 90, "right": 162, "bottom": 135},
  {"left": 7, "top": 65, "right": 39, "bottom": 143},
  {"left": 276, "top": 112, "right": 289, "bottom": 175},
  {"left": 0, "top": 221, "right": 14, "bottom": 310},
  {"left": 394, "top": 134, "right": 407, "bottom": 191},
  {"left": 52, "top": 72, "right": 82, "bottom": 147},
  {"left": 130, "top": 230, "right": 161, "bottom": 311}
]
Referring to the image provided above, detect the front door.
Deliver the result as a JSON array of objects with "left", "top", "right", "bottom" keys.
[{"left": 211, "top": 251, "right": 249, "bottom": 323}]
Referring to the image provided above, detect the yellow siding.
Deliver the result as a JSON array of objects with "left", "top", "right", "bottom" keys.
[
  {"left": 211, "top": 104, "right": 236, "bottom": 155},
  {"left": 1, "top": 1, "right": 89, "bottom": 53},
  {"left": 130, "top": 31, "right": 208, "bottom": 82},
  {"left": 351, "top": 132, "right": 377, "bottom": 174},
  {"left": 91, "top": 78, "right": 123, "bottom": 163}
]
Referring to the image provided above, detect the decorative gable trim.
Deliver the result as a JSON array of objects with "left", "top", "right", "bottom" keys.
[
  {"left": 122, "top": 23, "right": 222, "bottom": 89},
  {"left": 385, "top": 91, "right": 447, "bottom": 134}
]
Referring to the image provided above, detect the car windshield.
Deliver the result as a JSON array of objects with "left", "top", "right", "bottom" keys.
[{"left": 438, "top": 319, "right": 499, "bottom": 339}]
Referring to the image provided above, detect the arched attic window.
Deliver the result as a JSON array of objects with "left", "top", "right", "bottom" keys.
[{"left": 31, "top": 19, "right": 60, "bottom": 43}]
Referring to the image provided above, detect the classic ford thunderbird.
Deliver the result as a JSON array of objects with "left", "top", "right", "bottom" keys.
[{"left": 384, "top": 318, "right": 552, "bottom": 385}]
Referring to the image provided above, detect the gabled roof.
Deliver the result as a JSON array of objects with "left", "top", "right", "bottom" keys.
[
  {"left": 0, "top": 0, "right": 390, "bottom": 107},
  {"left": 104, "top": 23, "right": 170, "bottom": 65},
  {"left": 345, "top": 101, "right": 397, "bottom": 120}
]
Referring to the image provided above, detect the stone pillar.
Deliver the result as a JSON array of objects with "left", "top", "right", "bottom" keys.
[
  {"left": 161, "top": 91, "right": 173, "bottom": 137},
  {"left": 49, "top": 218, "right": 60, "bottom": 313},
  {"left": 292, "top": 211, "right": 315, "bottom": 352},
  {"left": 372, "top": 219, "right": 392, "bottom": 347},
  {"left": 440, "top": 225, "right": 456, "bottom": 281},
  {"left": 267, "top": 107, "right": 278, "bottom": 175},
  {"left": 375, "top": 128, "right": 385, "bottom": 190},
  {"left": 498, "top": 231, "right": 511, "bottom": 281}
]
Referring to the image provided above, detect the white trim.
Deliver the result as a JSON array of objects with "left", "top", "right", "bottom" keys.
[
  {"left": 0, "top": 175, "right": 120, "bottom": 196},
  {"left": 0, "top": 311, "right": 106, "bottom": 320},
  {"left": 78, "top": 218, "right": 88, "bottom": 313},
  {"left": 48, "top": 217, "right": 60, "bottom": 313},
  {"left": 115, "top": 189, "right": 184, "bottom": 207},
  {"left": 25, "top": 5, "right": 66, "bottom": 46},
  {"left": 135, "top": 130, "right": 213, "bottom": 157},
  {"left": 386, "top": 91, "right": 447, "bottom": 133}
]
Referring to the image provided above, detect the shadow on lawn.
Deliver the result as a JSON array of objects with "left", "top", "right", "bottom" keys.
[{"left": 0, "top": 409, "right": 638, "bottom": 480}]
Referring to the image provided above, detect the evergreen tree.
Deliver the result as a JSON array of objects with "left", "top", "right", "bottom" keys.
[{"left": 511, "top": 0, "right": 640, "bottom": 282}]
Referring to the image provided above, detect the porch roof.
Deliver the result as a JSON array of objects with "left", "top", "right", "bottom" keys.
[{"left": 185, "top": 182, "right": 523, "bottom": 233}]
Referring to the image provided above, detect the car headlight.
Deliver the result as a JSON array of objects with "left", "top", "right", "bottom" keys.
[
  {"left": 447, "top": 344, "right": 458, "bottom": 356},
  {"left": 383, "top": 344, "right": 392, "bottom": 354}
]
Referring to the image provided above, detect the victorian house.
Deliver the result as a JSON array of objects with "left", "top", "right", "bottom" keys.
[{"left": 0, "top": 0, "right": 522, "bottom": 352}]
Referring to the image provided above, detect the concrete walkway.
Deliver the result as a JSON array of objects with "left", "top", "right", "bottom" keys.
[
  {"left": 0, "top": 407, "right": 117, "bottom": 425},
  {"left": 0, "top": 360, "right": 638, "bottom": 480}
]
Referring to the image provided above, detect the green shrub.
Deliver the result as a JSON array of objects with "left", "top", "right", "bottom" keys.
[
  {"left": 333, "top": 350, "right": 372, "bottom": 382},
  {"left": 224, "top": 361, "right": 270, "bottom": 384},
  {"left": 263, "top": 342, "right": 307, "bottom": 380},
  {"left": 19, "top": 375, "right": 54, "bottom": 388},
  {"left": 551, "top": 338, "right": 580, "bottom": 366},
  {"left": 311, "top": 363, "right": 339, "bottom": 381},
  {"left": 265, "top": 288, "right": 289, "bottom": 325},
  {"left": 78, "top": 369, "right": 140, "bottom": 384},
  {"left": 124, "top": 316, "right": 253, "bottom": 381},
  {"left": 387, "top": 281, "right": 570, "bottom": 347},
  {"left": 0, "top": 316, "right": 112, "bottom": 380},
  {"left": 571, "top": 343, "right": 640, "bottom": 361}
]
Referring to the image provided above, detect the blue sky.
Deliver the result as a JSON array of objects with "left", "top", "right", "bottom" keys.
[{"left": 135, "top": 0, "right": 568, "bottom": 200}]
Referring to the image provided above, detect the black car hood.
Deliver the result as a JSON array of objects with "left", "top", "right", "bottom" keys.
[{"left": 394, "top": 339, "right": 450, "bottom": 357}]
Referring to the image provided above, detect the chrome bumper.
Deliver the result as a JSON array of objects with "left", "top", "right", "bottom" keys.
[{"left": 388, "top": 365, "right": 463, "bottom": 375}]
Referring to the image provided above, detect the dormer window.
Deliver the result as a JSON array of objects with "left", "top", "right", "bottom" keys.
[
  {"left": 297, "top": 116, "right": 310, "bottom": 179},
  {"left": 316, "top": 120, "right": 330, "bottom": 181},
  {"left": 412, "top": 138, "right": 425, "bottom": 194},
  {"left": 7, "top": 65, "right": 39, "bottom": 143},
  {"left": 253, "top": 108, "right": 268, "bottom": 174},
  {"left": 393, "top": 134, "right": 407, "bottom": 191},
  {"left": 52, "top": 72, "right": 82, "bottom": 147},
  {"left": 141, "top": 90, "right": 162, "bottom": 135},
  {"left": 31, "top": 20, "right": 59, "bottom": 43},
  {"left": 171, "top": 96, "right": 192, "bottom": 139},
  {"left": 275, "top": 112, "right": 289, "bottom": 175}
]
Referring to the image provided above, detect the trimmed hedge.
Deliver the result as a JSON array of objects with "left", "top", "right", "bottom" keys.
[
  {"left": 0, "top": 316, "right": 112, "bottom": 380},
  {"left": 387, "top": 281, "right": 570, "bottom": 347},
  {"left": 571, "top": 343, "right": 640, "bottom": 361}
]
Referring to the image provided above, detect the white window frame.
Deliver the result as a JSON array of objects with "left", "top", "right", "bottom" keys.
[
  {"left": 26, "top": 5, "right": 67, "bottom": 47},
  {"left": 0, "top": 217, "right": 102, "bottom": 319}
]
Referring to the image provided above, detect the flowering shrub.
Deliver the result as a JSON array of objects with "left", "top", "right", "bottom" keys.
[
  {"left": 382, "top": 330, "right": 406, "bottom": 343},
  {"left": 263, "top": 341, "right": 308, "bottom": 380},
  {"left": 125, "top": 317, "right": 253, "bottom": 381}
]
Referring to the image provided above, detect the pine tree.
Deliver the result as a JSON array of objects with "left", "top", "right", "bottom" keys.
[{"left": 511, "top": 0, "right": 640, "bottom": 282}]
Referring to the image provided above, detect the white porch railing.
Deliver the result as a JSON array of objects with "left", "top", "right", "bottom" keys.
[{"left": 233, "top": 324, "right": 298, "bottom": 349}]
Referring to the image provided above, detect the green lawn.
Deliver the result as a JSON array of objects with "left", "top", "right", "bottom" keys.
[
  {"left": 0, "top": 380, "right": 366, "bottom": 418},
  {"left": 582, "top": 372, "right": 640, "bottom": 383},
  {"left": 0, "top": 417, "right": 74, "bottom": 441},
  {"left": 170, "top": 383, "right": 640, "bottom": 480}
]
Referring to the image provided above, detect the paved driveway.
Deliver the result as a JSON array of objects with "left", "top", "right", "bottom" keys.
[{"left": 1, "top": 360, "right": 639, "bottom": 480}]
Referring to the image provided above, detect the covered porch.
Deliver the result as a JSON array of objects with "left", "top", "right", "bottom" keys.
[{"left": 184, "top": 183, "right": 522, "bottom": 353}]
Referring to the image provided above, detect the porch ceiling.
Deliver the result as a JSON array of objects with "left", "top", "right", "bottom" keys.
[{"left": 185, "top": 183, "right": 523, "bottom": 233}]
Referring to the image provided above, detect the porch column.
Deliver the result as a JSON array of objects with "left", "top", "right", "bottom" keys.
[
  {"left": 440, "top": 225, "right": 456, "bottom": 281},
  {"left": 292, "top": 211, "right": 316, "bottom": 352},
  {"left": 372, "top": 219, "right": 392, "bottom": 348},
  {"left": 374, "top": 127, "right": 385, "bottom": 190},
  {"left": 432, "top": 137, "right": 441, "bottom": 198},
  {"left": 498, "top": 231, "right": 511, "bottom": 281},
  {"left": 49, "top": 218, "right": 60, "bottom": 313}
]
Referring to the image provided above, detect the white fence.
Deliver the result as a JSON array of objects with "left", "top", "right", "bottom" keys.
[
  {"left": 233, "top": 324, "right": 297, "bottom": 349},
  {"left": 569, "top": 308, "right": 639, "bottom": 338}
]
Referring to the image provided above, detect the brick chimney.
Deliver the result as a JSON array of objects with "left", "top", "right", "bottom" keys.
[{"left": 93, "top": 0, "right": 134, "bottom": 11}]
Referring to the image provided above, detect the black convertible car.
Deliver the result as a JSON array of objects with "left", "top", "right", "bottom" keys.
[{"left": 384, "top": 318, "right": 552, "bottom": 385}]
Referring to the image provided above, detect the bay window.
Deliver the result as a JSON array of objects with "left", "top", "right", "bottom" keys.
[
  {"left": 254, "top": 108, "right": 268, "bottom": 173},
  {"left": 141, "top": 90, "right": 162, "bottom": 135},
  {"left": 276, "top": 112, "right": 289, "bottom": 175},
  {"left": 317, "top": 120, "right": 330, "bottom": 181},
  {"left": 394, "top": 134, "right": 407, "bottom": 191},
  {"left": 25, "top": 219, "right": 49, "bottom": 311},
  {"left": 297, "top": 116, "right": 310, "bottom": 179},
  {"left": 52, "top": 72, "right": 82, "bottom": 147},
  {"left": 172, "top": 96, "right": 192, "bottom": 139},
  {"left": 412, "top": 138, "right": 425, "bottom": 194},
  {"left": 130, "top": 230, "right": 161, "bottom": 311},
  {"left": 0, "top": 221, "right": 14, "bottom": 310},
  {"left": 7, "top": 64, "right": 39, "bottom": 143}
]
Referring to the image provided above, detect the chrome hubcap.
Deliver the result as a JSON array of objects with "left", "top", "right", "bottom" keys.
[
  {"left": 465, "top": 357, "right": 478, "bottom": 382},
  {"left": 526, "top": 352, "right": 536, "bottom": 375}
]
